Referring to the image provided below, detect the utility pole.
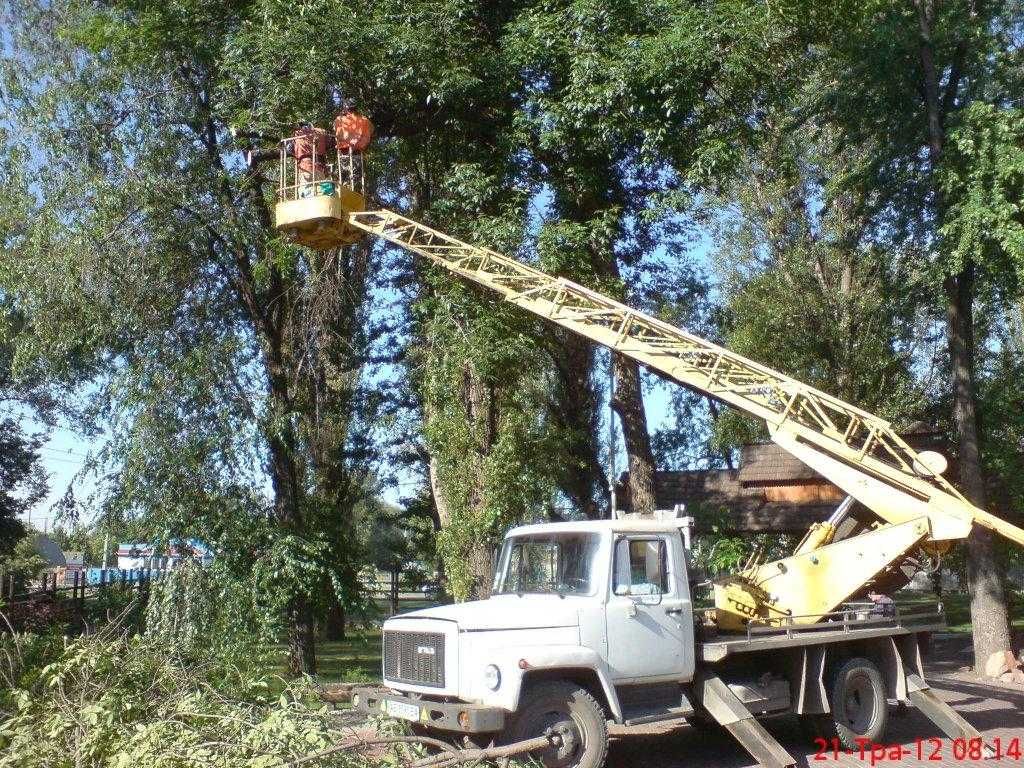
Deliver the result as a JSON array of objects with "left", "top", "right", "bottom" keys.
[{"left": 101, "top": 532, "right": 110, "bottom": 569}]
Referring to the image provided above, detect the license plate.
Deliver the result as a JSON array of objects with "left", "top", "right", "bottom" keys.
[{"left": 384, "top": 699, "right": 421, "bottom": 722}]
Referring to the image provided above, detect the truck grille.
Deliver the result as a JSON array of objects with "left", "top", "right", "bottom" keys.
[{"left": 383, "top": 630, "right": 445, "bottom": 687}]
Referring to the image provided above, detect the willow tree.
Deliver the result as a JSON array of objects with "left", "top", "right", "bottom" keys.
[{"left": 0, "top": 0, "right": 398, "bottom": 674}]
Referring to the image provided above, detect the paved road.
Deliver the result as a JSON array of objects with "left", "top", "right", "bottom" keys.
[{"left": 607, "top": 668, "right": 1024, "bottom": 768}]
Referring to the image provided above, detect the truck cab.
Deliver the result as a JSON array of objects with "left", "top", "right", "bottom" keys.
[{"left": 357, "top": 520, "right": 698, "bottom": 765}]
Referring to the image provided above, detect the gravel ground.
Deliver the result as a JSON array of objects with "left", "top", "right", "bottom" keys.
[
  {"left": 349, "top": 633, "right": 1023, "bottom": 766},
  {"left": 607, "top": 635, "right": 1024, "bottom": 768}
]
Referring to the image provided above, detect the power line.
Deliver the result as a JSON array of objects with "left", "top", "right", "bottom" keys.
[
  {"left": 40, "top": 447, "right": 90, "bottom": 459},
  {"left": 38, "top": 455, "right": 84, "bottom": 465}
]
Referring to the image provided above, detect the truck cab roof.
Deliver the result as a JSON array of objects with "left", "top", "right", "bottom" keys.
[{"left": 506, "top": 518, "right": 687, "bottom": 537}]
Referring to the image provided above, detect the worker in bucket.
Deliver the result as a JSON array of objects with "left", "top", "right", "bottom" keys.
[
  {"left": 291, "top": 121, "right": 330, "bottom": 197},
  {"left": 333, "top": 103, "right": 373, "bottom": 192}
]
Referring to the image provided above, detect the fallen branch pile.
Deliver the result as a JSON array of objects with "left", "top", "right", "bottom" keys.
[{"left": 284, "top": 728, "right": 558, "bottom": 767}]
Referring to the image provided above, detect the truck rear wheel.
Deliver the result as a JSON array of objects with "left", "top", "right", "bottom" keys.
[
  {"left": 505, "top": 680, "right": 608, "bottom": 768},
  {"left": 812, "top": 657, "right": 889, "bottom": 750}
]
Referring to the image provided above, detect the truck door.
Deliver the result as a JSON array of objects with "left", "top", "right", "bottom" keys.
[{"left": 606, "top": 534, "right": 695, "bottom": 682}]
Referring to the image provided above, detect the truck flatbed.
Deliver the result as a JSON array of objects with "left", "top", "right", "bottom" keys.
[{"left": 698, "top": 602, "right": 944, "bottom": 662}]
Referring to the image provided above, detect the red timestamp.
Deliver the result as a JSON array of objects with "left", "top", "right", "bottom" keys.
[{"left": 813, "top": 736, "right": 1023, "bottom": 763}]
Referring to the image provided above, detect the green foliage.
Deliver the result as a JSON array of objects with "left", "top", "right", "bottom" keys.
[
  {"left": 0, "top": 535, "right": 48, "bottom": 592},
  {"left": 145, "top": 562, "right": 278, "bottom": 674},
  {"left": 362, "top": 496, "right": 428, "bottom": 575},
  {"left": 0, "top": 305, "right": 47, "bottom": 556},
  {"left": 421, "top": 277, "right": 563, "bottom": 600},
  {"left": 706, "top": 116, "right": 929, "bottom": 459},
  {"left": 3, "top": 0, "right": 1023, "bottom": 674},
  {"left": 0, "top": 422, "right": 40, "bottom": 556},
  {"left": 0, "top": 630, "right": 367, "bottom": 768},
  {"left": 976, "top": 305, "right": 1024, "bottom": 518},
  {"left": 1, "top": 0, "right": 390, "bottom": 670},
  {"left": 689, "top": 506, "right": 799, "bottom": 577},
  {"left": 47, "top": 523, "right": 110, "bottom": 567},
  {"left": 940, "top": 103, "right": 1024, "bottom": 282}
]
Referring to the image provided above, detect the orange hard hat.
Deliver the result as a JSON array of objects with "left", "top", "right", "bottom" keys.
[{"left": 334, "top": 111, "right": 374, "bottom": 151}]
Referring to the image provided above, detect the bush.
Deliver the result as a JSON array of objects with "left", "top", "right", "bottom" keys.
[
  {"left": 0, "top": 535, "right": 48, "bottom": 593},
  {"left": 144, "top": 561, "right": 280, "bottom": 681},
  {"left": 0, "top": 627, "right": 370, "bottom": 767}
]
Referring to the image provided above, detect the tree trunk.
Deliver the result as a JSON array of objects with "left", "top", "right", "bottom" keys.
[
  {"left": 429, "top": 461, "right": 496, "bottom": 602},
  {"left": 548, "top": 332, "right": 608, "bottom": 519},
  {"left": 288, "top": 595, "right": 317, "bottom": 676},
  {"left": 429, "top": 455, "right": 452, "bottom": 528},
  {"left": 612, "top": 354, "right": 656, "bottom": 516},
  {"left": 324, "top": 591, "right": 346, "bottom": 641},
  {"left": 426, "top": 364, "right": 498, "bottom": 602},
  {"left": 466, "top": 543, "right": 496, "bottom": 602},
  {"left": 265, "top": 358, "right": 317, "bottom": 675},
  {"left": 915, "top": 1, "right": 1011, "bottom": 670},
  {"left": 463, "top": 363, "right": 497, "bottom": 601},
  {"left": 544, "top": 147, "right": 657, "bottom": 520},
  {"left": 945, "top": 269, "right": 1011, "bottom": 668}
]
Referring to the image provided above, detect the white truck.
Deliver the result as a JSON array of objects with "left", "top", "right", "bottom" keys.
[{"left": 355, "top": 518, "right": 976, "bottom": 768}]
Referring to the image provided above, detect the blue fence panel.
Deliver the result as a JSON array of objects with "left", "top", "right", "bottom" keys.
[{"left": 83, "top": 568, "right": 164, "bottom": 586}]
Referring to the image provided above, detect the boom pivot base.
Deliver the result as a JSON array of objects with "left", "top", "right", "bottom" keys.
[{"left": 710, "top": 518, "right": 931, "bottom": 632}]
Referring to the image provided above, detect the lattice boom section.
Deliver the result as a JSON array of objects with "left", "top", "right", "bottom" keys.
[{"left": 349, "top": 210, "right": 964, "bottom": 504}]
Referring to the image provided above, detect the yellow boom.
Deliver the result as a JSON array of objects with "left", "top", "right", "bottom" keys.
[
  {"left": 347, "top": 210, "right": 1023, "bottom": 541},
  {"left": 341, "top": 209, "right": 1024, "bottom": 629}
]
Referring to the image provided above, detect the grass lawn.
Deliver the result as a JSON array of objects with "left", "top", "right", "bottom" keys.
[
  {"left": 939, "top": 589, "right": 1024, "bottom": 633},
  {"left": 316, "top": 627, "right": 382, "bottom": 684},
  {"left": 270, "top": 627, "right": 382, "bottom": 685},
  {"left": 271, "top": 601, "right": 444, "bottom": 684}
]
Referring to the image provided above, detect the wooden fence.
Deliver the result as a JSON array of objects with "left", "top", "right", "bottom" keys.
[
  {"left": 363, "top": 579, "right": 442, "bottom": 617},
  {"left": 0, "top": 568, "right": 164, "bottom": 633}
]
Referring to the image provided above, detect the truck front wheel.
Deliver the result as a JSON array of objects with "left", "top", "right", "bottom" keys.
[
  {"left": 505, "top": 680, "right": 609, "bottom": 768},
  {"left": 812, "top": 657, "right": 889, "bottom": 750}
]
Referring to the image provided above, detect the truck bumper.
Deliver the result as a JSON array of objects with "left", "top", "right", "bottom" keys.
[{"left": 353, "top": 688, "right": 506, "bottom": 734}]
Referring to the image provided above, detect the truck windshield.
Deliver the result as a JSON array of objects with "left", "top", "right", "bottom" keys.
[{"left": 493, "top": 533, "right": 600, "bottom": 596}]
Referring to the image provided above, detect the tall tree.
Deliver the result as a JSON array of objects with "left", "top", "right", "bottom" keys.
[
  {"left": 505, "top": 0, "right": 787, "bottom": 516},
  {"left": 789, "top": 0, "right": 1024, "bottom": 666},
  {"left": 708, "top": 121, "right": 929, "bottom": 452},
  {"left": 0, "top": 152, "right": 48, "bottom": 556},
  {"left": 0, "top": 0, "right": 394, "bottom": 674},
  {"left": 231, "top": 0, "right": 570, "bottom": 603}
]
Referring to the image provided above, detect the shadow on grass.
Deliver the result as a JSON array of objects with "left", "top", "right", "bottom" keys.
[
  {"left": 316, "top": 627, "right": 383, "bottom": 684},
  {"left": 271, "top": 627, "right": 383, "bottom": 685}
]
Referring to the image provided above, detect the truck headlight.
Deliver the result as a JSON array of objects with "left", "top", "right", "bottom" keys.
[{"left": 483, "top": 664, "right": 501, "bottom": 691}]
